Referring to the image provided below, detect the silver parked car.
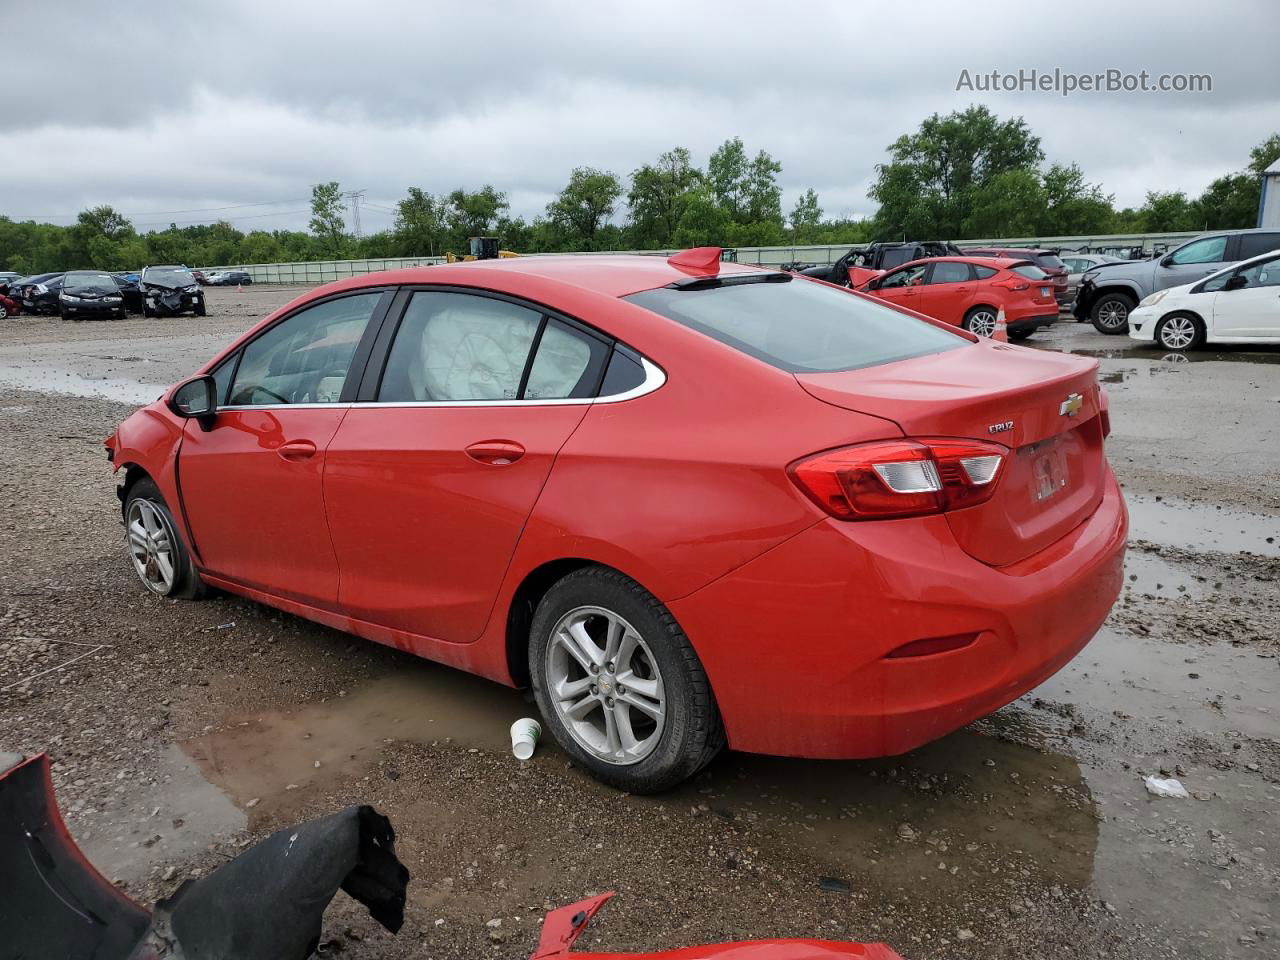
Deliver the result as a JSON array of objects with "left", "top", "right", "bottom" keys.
[{"left": 1059, "top": 253, "right": 1123, "bottom": 311}]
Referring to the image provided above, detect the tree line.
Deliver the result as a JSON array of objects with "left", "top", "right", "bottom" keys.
[{"left": 2, "top": 107, "right": 1276, "bottom": 275}]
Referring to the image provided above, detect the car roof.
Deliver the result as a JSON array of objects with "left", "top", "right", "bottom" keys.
[
  {"left": 890, "top": 255, "right": 1032, "bottom": 270},
  {"left": 328, "top": 254, "right": 771, "bottom": 299}
]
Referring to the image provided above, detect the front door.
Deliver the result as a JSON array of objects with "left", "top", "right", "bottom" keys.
[
  {"left": 869, "top": 263, "right": 928, "bottom": 312},
  {"left": 323, "top": 290, "right": 610, "bottom": 644},
  {"left": 1213, "top": 254, "right": 1280, "bottom": 338},
  {"left": 1155, "top": 235, "right": 1232, "bottom": 291},
  {"left": 177, "top": 291, "right": 387, "bottom": 606}
]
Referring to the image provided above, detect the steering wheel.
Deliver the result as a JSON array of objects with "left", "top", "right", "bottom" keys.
[{"left": 250, "top": 385, "right": 291, "bottom": 405}]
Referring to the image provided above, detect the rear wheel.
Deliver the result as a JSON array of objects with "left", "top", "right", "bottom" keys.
[
  {"left": 962, "top": 307, "right": 998, "bottom": 337},
  {"left": 1155, "top": 312, "right": 1205, "bottom": 352},
  {"left": 123, "top": 478, "right": 205, "bottom": 599},
  {"left": 529, "top": 566, "right": 723, "bottom": 793},
  {"left": 195, "top": 300, "right": 207, "bottom": 317},
  {"left": 0, "top": 303, "right": 7, "bottom": 319},
  {"left": 1090, "top": 292, "right": 1134, "bottom": 335}
]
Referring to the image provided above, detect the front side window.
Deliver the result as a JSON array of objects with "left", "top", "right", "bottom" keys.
[
  {"left": 626, "top": 275, "right": 964, "bottom": 374},
  {"left": 879, "top": 264, "right": 928, "bottom": 289},
  {"left": 928, "top": 262, "right": 971, "bottom": 285},
  {"left": 1169, "top": 236, "right": 1228, "bottom": 265},
  {"left": 379, "top": 292, "right": 541, "bottom": 402},
  {"left": 1237, "top": 255, "right": 1280, "bottom": 289},
  {"left": 227, "top": 292, "right": 382, "bottom": 406}
]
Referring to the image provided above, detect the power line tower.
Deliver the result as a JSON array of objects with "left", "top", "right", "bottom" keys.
[{"left": 344, "top": 190, "right": 366, "bottom": 238}]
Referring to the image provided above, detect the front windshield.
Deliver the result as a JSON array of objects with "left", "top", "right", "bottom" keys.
[
  {"left": 65, "top": 272, "right": 121, "bottom": 294},
  {"left": 144, "top": 267, "right": 195, "bottom": 287}
]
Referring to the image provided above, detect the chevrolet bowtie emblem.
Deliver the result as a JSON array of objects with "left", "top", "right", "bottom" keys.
[{"left": 1059, "top": 393, "right": 1083, "bottom": 417}]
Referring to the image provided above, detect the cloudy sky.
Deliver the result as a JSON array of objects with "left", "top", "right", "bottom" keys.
[{"left": 3, "top": 0, "right": 1277, "bottom": 236}]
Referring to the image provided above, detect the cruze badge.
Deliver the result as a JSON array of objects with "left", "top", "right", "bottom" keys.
[
  {"left": 988, "top": 420, "right": 1014, "bottom": 434},
  {"left": 1059, "top": 393, "right": 1084, "bottom": 417}
]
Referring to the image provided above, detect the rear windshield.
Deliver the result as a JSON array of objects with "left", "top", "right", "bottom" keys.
[
  {"left": 1012, "top": 264, "right": 1049, "bottom": 280},
  {"left": 625, "top": 276, "right": 965, "bottom": 374},
  {"left": 1034, "top": 254, "right": 1065, "bottom": 271}
]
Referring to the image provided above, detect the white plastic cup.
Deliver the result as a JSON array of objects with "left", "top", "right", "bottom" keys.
[{"left": 510, "top": 718, "right": 541, "bottom": 760}]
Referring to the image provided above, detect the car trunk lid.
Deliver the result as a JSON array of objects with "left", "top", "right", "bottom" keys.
[{"left": 796, "top": 343, "right": 1106, "bottom": 567}]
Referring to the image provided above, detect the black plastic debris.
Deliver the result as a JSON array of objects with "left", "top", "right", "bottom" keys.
[{"left": 0, "top": 752, "right": 410, "bottom": 960}]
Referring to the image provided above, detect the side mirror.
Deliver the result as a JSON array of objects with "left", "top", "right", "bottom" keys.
[
  {"left": 169, "top": 374, "right": 218, "bottom": 430},
  {"left": 1223, "top": 274, "right": 1248, "bottom": 291},
  {"left": 1159, "top": 255, "right": 1175, "bottom": 267}
]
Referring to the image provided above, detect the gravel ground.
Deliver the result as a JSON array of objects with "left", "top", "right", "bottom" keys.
[{"left": 0, "top": 289, "right": 1277, "bottom": 959}]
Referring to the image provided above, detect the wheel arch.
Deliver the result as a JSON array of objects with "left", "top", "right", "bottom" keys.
[{"left": 1091, "top": 282, "right": 1141, "bottom": 304}]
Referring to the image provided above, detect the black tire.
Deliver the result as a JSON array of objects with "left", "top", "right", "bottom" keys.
[
  {"left": 529, "top": 566, "right": 723, "bottom": 793},
  {"left": 1007, "top": 328, "right": 1034, "bottom": 342},
  {"left": 0, "top": 303, "right": 7, "bottom": 320},
  {"left": 1154, "top": 312, "right": 1205, "bottom": 352},
  {"left": 1090, "top": 291, "right": 1135, "bottom": 335},
  {"left": 195, "top": 300, "right": 207, "bottom": 317},
  {"left": 122, "top": 478, "right": 206, "bottom": 600}
]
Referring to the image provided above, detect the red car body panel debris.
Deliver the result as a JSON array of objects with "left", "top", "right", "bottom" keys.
[
  {"left": 532, "top": 893, "right": 905, "bottom": 959},
  {"left": 107, "top": 252, "right": 1125, "bottom": 761}
]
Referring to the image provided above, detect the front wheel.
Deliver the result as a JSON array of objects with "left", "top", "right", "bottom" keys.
[
  {"left": 123, "top": 478, "right": 205, "bottom": 599},
  {"left": 529, "top": 566, "right": 723, "bottom": 793},
  {"left": 1090, "top": 292, "right": 1134, "bottom": 335},
  {"left": 1155, "top": 313, "right": 1205, "bottom": 352},
  {"left": 195, "top": 300, "right": 207, "bottom": 317}
]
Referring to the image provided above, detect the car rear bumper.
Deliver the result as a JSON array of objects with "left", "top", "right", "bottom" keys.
[
  {"left": 1007, "top": 312, "right": 1058, "bottom": 332},
  {"left": 669, "top": 468, "right": 1127, "bottom": 759}
]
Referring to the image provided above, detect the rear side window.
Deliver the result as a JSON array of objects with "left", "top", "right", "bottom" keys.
[
  {"left": 599, "top": 348, "right": 647, "bottom": 396},
  {"left": 523, "top": 318, "right": 609, "bottom": 400},
  {"left": 625, "top": 276, "right": 964, "bottom": 374},
  {"left": 973, "top": 265, "right": 997, "bottom": 279},
  {"left": 1238, "top": 232, "right": 1280, "bottom": 259},
  {"left": 1012, "top": 265, "right": 1049, "bottom": 280}
]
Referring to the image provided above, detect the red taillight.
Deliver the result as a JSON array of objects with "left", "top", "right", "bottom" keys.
[
  {"left": 788, "top": 438, "right": 1008, "bottom": 520},
  {"left": 994, "top": 276, "right": 1030, "bottom": 291}
]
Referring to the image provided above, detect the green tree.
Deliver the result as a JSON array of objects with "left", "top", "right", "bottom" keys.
[
  {"left": 1248, "top": 134, "right": 1280, "bottom": 175},
  {"left": 671, "top": 185, "right": 732, "bottom": 247},
  {"left": 545, "top": 167, "right": 623, "bottom": 248},
  {"left": 1039, "top": 163, "right": 1115, "bottom": 235},
  {"left": 393, "top": 187, "right": 447, "bottom": 256},
  {"left": 309, "top": 182, "right": 348, "bottom": 257},
  {"left": 963, "top": 168, "right": 1046, "bottom": 237},
  {"left": 788, "top": 188, "right": 823, "bottom": 241},
  {"left": 708, "top": 138, "right": 784, "bottom": 227},
  {"left": 1138, "top": 191, "right": 1200, "bottom": 232},
  {"left": 870, "top": 105, "right": 1044, "bottom": 239},
  {"left": 1195, "top": 173, "right": 1261, "bottom": 230},
  {"left": 443, "top": 185, "right": 509, "bottom": 242},
  {"left": 627, "top": 147, "right": 702, "bottom": 247},
  {"left": 77, "top": 205, "right": 132, "bottom": 240}
]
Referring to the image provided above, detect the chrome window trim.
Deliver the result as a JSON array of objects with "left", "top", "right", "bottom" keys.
[{"left": 216, "top": 357, "right": 665, "bottom": 412}]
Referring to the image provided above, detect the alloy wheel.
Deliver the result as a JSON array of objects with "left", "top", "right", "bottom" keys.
[
  {"left": 1097, "top": 300, "right": 1129, "bottom": 330},
  {"left": 545, "top": 605, "right": 666, "bottom": 765},
  {"left": 967, "top": 310, "right": 997, "bottom": 337},
  {"left": 126, "top": 498, "right": 177, "bottom": 595},
  {"left": 1159, "top": 316, "right": 1197, "bottom": 350}
]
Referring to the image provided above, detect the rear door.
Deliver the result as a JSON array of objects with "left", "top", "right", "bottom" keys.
[
  {"left": 1213, "top": 254, "right": 1280, "bottom": 338},
  {"left": 177, "top": 290, "right": 389, "bottom": 606},
  {"left": 912, "top": 261, "right": 974, "bottom": 324},
  {"left": 323, "top": 289, "right": 610, "bottom": 643}
]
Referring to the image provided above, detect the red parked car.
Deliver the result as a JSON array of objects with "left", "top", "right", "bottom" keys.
[
  {"left": 0, "top": 293, "right": 20, "bottom": 319},
  {"left": 106, "top": 249, "right": 1126, "bottom": 792},
  {"left": 964, "top": 247, "right": 1071, "bottom": 306},
  {"left": 856, "top": 256, "right": 1059, "bottom": 341}
]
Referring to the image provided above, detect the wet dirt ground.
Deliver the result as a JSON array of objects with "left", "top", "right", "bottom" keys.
[{"left": 1, "top": 291, "right": 1277, "bottom": 959}]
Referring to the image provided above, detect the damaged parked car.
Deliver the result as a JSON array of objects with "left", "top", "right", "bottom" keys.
[
  {"left": 140, "top": 264, "right": 206, "bottom": 317},
  {"left": 107, "top": 248, "right": 1126, "bottom": 793},
  {"left": 58, "top": 270, "right": 128, "bottom": 321}
]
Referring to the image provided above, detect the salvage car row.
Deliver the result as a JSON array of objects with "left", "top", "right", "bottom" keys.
[
  {"left": 795, "top": 227, "right": 1280, "bottom": 351},
  {"left": 0, "top": 265, "right": 210, "bottom": 319}
]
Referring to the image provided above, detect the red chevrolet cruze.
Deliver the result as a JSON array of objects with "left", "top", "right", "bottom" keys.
[
  {"left": 857, "top": 256, "right": 1060, "bottom": 341},
  {"left": 107, "top": 249, "right": 1126, "bottom": 792}
]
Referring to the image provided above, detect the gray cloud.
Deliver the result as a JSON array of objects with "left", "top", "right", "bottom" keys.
[{"left": 2, "top": 0, "right": 1277, "bottom": 232}]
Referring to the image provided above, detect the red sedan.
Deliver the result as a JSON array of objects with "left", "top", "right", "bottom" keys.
[
  {"left": 106, "top": 249, "right": 1126, "bottom": 792},
  {"left": 857, "top": 256, "right": 1059, "bottom": 341}
]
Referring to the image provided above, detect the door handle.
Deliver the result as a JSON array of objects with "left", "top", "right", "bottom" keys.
[
  {"left": 465, "top": 440, "right": 525, "bottom": 465},
  {"left": 277, "top": 439, "right": 318, "bottom": 461}
]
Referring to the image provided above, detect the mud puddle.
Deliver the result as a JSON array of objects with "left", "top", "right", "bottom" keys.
[
  {"left": 0, "top": 363, "right": 159, "bottom": 405},
  {"left": 1121, "top": 551, "right": 1206, "bottom": 600},
  {"left": 1068, "top": 345, "right": 1280, "bottom": 365},
  {"left": 183, "top": 659, "right": 537, "bottom": 813},
  {"left": 1125, "top": 495, "right": 1280, "bottom": 556}
]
